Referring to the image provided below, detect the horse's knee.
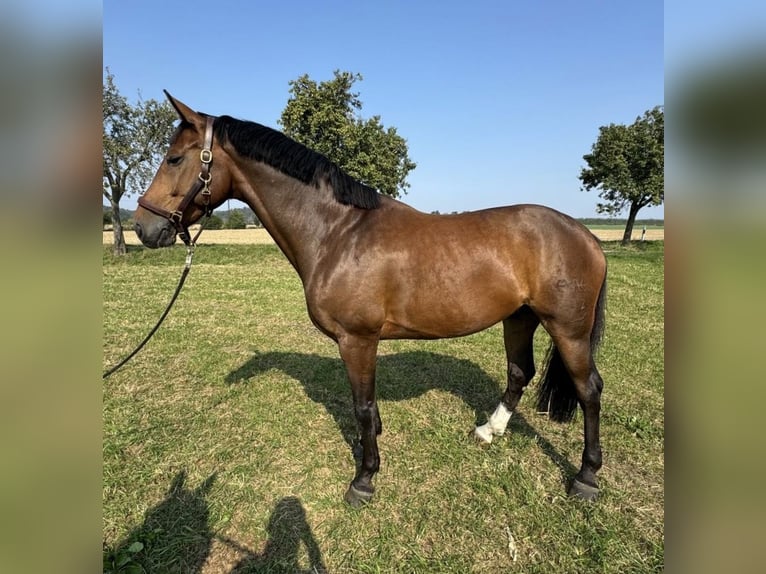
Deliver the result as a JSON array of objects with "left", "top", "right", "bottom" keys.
[{"left": 353, "top": 400, "right": 375, "bottom": 424}]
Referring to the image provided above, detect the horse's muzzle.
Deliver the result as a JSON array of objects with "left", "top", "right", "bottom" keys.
[{"left": 134, "top": 219, "right": 177, "bottom": 248}]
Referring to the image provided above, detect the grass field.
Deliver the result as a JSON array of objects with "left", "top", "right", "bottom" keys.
[{"left": 103, "top": 240, "right": 664, "bottom": 573}]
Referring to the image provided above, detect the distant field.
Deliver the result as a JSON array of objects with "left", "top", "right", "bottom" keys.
[
  {"left": 591, "top": 227, "right": 664, "bottom": 241},
  {"left": 103, "top": 225, "right": 664, "bottom": 245},
  {"left": 103, "top": 228, "right": 276, "bottom": 245}
]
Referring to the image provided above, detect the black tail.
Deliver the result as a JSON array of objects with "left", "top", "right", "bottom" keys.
[{"left": 535, "top": 275, "right": 607, "bottom": 422}]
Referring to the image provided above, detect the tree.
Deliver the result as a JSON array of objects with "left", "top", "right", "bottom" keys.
[
  {"left": 579, "top": 107, "right": 664, "bottom": 245},
  {"left": 103, "top": 71, "right": 177, "bottom": 255},
  {"left": 205, "top": 214, "right": 224, "bottom": 230},
  {"left": 225, "top": 210, "right": 246, "bottom": 229},
  {"left": 279, "top": 70, "right": 416, "bottom": 199}
]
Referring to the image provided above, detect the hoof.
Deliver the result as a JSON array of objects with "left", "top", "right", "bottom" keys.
[
  {"left": 568, "top": 478, "right": 599, "bottom": 501},
  {"left": 344, "top": 484, "right": 374, "bottom": 508},
  {"left": 473, "top": 424, "right": 494, "bottom": 445}
]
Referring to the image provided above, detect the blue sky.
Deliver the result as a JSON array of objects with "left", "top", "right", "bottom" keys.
[{"left": 104, "top": 0, "right": 664, "bottom": 218}]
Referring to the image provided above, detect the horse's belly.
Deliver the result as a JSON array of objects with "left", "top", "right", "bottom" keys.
[
  {"left": 380, "top": 289, "right": 521, "bottom": 340},
  {"left": 379, "top": 319, "right": 498, "bottom": 340}
]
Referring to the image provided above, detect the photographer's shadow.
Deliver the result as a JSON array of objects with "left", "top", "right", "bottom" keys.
[
  {"left": 103, "top": 470, "right": 215, "bottom": 574},
  {"left": 228, "top": 496, "right": 327, "bottom": 574}
]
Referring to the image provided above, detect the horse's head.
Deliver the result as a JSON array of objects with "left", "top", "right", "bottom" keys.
[{"left": 135, "top": 93, "right": 232, "bottom": 248}]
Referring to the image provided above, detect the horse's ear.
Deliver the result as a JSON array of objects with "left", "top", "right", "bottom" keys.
[{"left": 163, "top": 90, "right": 206, "bottom": 131}]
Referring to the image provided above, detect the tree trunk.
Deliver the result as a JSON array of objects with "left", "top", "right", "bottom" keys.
[
  {"left": 621, "top": 201, "right": 641, "bottom": 246},
  {"left": 109, "top": 195, "right": 127, "bottom": 256}
]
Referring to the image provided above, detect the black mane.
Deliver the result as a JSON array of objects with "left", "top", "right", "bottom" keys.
[{"left": 212, "top": 115, "right": 380, "bottom": 209}]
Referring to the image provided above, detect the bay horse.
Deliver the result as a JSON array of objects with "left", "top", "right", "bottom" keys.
[{"left": 135, "top": 93, "right": 608, "bottom": 506}]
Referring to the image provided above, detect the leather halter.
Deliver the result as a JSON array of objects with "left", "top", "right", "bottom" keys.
[{"left": 138, "top": 116, "right": 216, "bottom": 245}]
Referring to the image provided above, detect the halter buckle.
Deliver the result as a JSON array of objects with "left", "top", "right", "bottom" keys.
[{"left": 200, "top": 148, "right": 213, "bottom": 164}]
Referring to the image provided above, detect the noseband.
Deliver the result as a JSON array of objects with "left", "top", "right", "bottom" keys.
[{"left": 138, "top": 115, "right": 216, "bottom": 245}]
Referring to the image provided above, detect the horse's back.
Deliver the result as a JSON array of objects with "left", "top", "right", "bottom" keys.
[{"left": 370, "top": 201, "right": 603, "bottom": 279}]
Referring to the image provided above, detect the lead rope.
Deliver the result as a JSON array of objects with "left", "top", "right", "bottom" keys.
[{"left": 102, "top": 214, "right": 210, "bottom": 380}]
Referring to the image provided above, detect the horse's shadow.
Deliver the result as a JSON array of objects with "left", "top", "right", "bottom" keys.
[{"left": 225, "top": 350, "right": 577, "bottom": 484}]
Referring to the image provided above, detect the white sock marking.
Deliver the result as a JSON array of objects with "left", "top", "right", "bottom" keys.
[{"left": 474, "top": 403, "right": 512, "bottom": 444}]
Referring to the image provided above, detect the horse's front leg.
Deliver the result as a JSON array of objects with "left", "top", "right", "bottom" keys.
[{"left": 338, "top": 334, "right": 381, "bottom": 507}]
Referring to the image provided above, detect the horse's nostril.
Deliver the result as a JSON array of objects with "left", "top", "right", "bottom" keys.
[{"left": 134, "top": 222, "right": 143, "bottom": 239}]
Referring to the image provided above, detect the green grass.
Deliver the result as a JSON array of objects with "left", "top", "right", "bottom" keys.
[{"left": 103, "top": 240, "right": 664, "bottom": 573}]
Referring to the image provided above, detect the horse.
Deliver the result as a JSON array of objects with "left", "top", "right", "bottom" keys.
[{"left": 134, "top": 92, "right": 608, "bottom": 506}]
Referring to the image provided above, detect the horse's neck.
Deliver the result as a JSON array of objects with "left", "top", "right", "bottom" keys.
[{"left": 231, "top": 159, "right": 348, "bottom": 279}]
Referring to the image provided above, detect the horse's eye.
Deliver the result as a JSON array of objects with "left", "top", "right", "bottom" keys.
[{"left": 166, "top": 155, "right": 184, "bottom": 166}]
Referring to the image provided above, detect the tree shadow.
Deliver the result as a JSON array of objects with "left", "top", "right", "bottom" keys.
[
  {"left": 225, "top": 350, "right": 577, "bottom": 486},
  {"left": 103, "top": 470, "right": 215, "bottom": 574},
  {"left": 226, "top": 497, "right": 327, "bottom": 574}
]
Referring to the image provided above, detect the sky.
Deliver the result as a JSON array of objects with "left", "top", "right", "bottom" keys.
[{"left": 103, "top": 0, "right": 664, "bottom": 219}]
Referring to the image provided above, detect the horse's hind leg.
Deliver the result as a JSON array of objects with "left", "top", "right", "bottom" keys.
[
  {"left": 552, "top": 334, "right": 604, "bottom": 500},
  {"left": 474, "top": 306, "right": 539, "bottom": 443}
]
